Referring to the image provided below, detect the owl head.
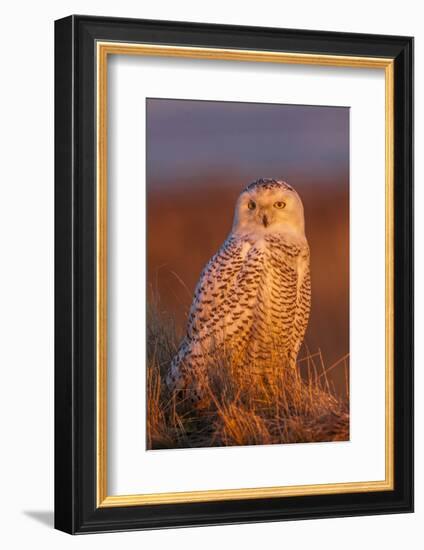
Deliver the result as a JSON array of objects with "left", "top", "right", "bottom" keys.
[{"left": 232, "top": 178, "right": 306, "bottom": 240}]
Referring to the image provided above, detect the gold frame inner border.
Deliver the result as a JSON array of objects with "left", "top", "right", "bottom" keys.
[{"left": 96, "top": 41, "right": 395, "bottom": 508}]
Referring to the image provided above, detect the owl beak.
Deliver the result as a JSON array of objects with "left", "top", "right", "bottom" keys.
[{"left": 262, "top": 214, "right": 269, "bottom": 228}]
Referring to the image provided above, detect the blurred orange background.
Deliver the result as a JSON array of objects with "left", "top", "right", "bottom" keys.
[{"left": 147, "top": 99, "right": 349, "bottom": 396}]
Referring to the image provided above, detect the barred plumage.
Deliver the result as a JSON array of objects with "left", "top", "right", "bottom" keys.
[{"left": 167, "top": 178, "right": 311, "bottom": 403}]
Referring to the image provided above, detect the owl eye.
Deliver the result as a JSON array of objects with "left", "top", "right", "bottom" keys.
[
  {"left": 274, "top": 201, "right": 286, "bottom": 209},
  {"left": 248, "top": 200, "right": 256, "bottom": 210}
]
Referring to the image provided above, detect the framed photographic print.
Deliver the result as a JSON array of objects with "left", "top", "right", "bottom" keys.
[{"left": 54, "top": 15, "right": 413, "bottom": 534}]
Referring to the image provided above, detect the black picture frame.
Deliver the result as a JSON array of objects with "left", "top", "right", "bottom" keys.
[{"left": 55, "top": 14, "right": 413, "bottom": 534}]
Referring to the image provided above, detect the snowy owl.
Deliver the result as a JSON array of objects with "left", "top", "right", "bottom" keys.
[{"left": 167, "top": 178, "right": 311, "bottom": 403}]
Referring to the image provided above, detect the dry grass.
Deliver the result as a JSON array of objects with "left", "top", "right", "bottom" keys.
[{"left": 147, "top": 298, "right": 349, "bottom": 450}]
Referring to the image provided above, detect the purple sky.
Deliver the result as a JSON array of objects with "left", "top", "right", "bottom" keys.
[{"left": 147, "top": 98, "right": 349, "bottom": 187}]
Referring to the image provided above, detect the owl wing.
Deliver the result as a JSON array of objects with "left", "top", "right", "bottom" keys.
[
  {"left": 167, "top": 235, "right": 249, "bottom": 390},
  {"left": 291, "top": 246, "right": 311, "bottom": 363},
  {"left": 186, "top": 235, "right": 248, "bottom": 342}
]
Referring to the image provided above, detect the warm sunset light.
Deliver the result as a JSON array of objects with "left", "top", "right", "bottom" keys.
[{"left": 146, "top": 98, "right": 349, "bottom": 450}]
